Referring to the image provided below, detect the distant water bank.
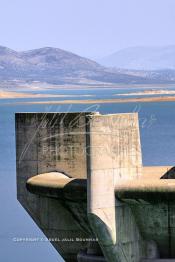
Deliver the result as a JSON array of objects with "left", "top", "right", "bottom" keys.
[
  {"left": 5, "top": 95, "right": 175, "bottom": 105},
  {"left": 0, "top": 90, "right": 93, "bottom": 99}
]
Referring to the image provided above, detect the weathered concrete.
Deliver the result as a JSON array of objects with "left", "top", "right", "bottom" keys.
[
  {"left": 27, "top": 172, "right": 87, "bottom": 201},
  {"left": 16, "top": 113, "right": 94, "bottom": 262},
  {"left": 16, "top": 112, "right": 175, "bottom": 261},
  {"left": 77, "top": 250, "right": 106, "bottom": 262},
  {"left": 143, "top": 260, "right": 175, "bottom": 262},
  {"left": 86, "top": 113, "right": 144, "bottom": 262}
]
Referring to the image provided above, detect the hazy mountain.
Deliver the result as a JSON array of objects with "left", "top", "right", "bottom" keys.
[
  {"left": 0, "top": 45, "right": 157, "bottom": 85},
  {"left": 0, "top": 46, "right": 102, "bottom": 79},
  {"left": 0, "top": 45, "right": 175, "bottom": 85},
  {"left": 98, "top": 46, "right": 175, "bottom": 70},
  {"left": 115, "top": 68, "right": 175, "bottom": 83}
]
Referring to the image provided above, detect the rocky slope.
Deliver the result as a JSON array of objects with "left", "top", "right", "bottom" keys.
[{"left": 0, "top": 45, "right": 175, "bottom": 85}]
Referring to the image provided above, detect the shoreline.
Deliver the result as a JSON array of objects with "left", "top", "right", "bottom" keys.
[
  {"left": 115, "top": 90, "right": 175, "bottom": 96},
  {"left": 0, "top": 91, "right": 93, "bottom": 99},
  {"left": 4, "top": 95, "right": 175, "bottom": 105}
]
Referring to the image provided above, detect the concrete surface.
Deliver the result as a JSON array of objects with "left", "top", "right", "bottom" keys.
[
  {"left": 16, "top": 112, "right": 175, "bottom": 262},
  {"left": 16, "top": 113, "right": 94, "bottom": 262}
]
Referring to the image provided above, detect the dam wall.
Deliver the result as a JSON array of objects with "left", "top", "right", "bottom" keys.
[{"left": 16, "top": 112, "right": 153, "bottom": 262}]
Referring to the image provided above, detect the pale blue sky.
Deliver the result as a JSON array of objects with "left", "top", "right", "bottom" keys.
[{"left": 0, "top": 0, "right": 175, "bottom": 58}]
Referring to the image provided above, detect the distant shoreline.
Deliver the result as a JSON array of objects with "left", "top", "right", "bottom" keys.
[
  {"left": 4, "top": 95, "right": 175, "bottom": 105},
  {"left": 1, "top": 83, "right": 175, "bottom": 93},
  {"left": 0, "top": 91, "right": 93, "bottom": 99},
  {"left": 115, "top": 89, "right": 175, "bottom": 96}
]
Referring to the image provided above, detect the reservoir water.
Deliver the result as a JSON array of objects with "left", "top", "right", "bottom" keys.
[{"left": 1, "top": 88, "right": 175, "bottom": 261}]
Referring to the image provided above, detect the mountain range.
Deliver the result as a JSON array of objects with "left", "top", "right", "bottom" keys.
[
  {"left": 98, "top": 46, "right": 175, "bottom": 71},
  {"left": 0, "top": 45, "right": 175, "bottom": 85}
]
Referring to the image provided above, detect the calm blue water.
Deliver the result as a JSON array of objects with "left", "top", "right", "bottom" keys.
[{"left": 1, "top": 90, "right": 175, "bottom": 261}]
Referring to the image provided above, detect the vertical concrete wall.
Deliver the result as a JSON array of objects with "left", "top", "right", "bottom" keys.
[
  {"left": 16, "top": 112, "right": 89, "bottom": 180},
  {"left": 87, "top": 113, "right": 145, "bottom": 262},
  {"left": 16, "top": 113, "right": 94, "bottom": 262},
  {"left": 87, "top": 113, "right": 142, "bottom": 181}
]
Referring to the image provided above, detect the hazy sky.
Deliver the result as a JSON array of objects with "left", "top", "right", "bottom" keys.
[{"left": 0, "top": 0, "right": 175, "bottom": 58}]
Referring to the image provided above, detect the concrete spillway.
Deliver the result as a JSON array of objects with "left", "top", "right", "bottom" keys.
[{"left": 16, "top": 112, "right": 175, "bottom": 261}]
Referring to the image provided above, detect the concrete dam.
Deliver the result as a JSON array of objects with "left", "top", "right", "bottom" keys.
[{"left": 16, "top": 112, "right": 175, "bottom": 262}]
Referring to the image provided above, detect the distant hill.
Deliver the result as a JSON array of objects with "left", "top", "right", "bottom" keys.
[
  {"left": 98, "top": 46, "right": 175, "bottom": 70},
  {"left": 0, "top": 46, "right": 102, "bottom": 81},
  {"left": 0, "top": 45, "right": 175, "bottom": 85}
]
